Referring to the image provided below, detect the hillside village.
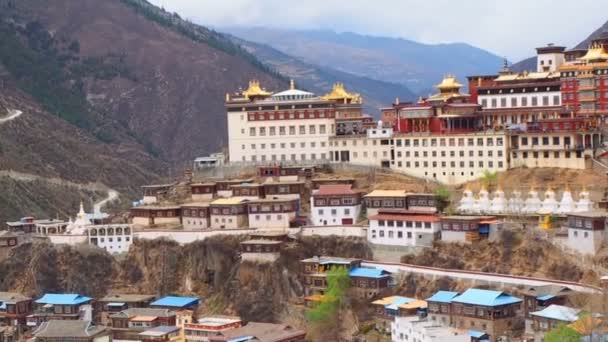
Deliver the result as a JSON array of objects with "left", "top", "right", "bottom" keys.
[{"left": 1, "top": 1, "right": 608, "bottom": 342}]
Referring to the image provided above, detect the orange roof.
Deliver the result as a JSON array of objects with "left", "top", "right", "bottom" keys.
[
  {"left": 569, "top": 316, "right": 604, "bottom": 335},
  {"left": 315, "top": 184, "right": 357, "bottom": 196},
  {"left": 130, "top": 315, "right": 158, "bottom": 322},
  {"left": 399, "top": 300, "right": 428, "bottom": 310},
  {"left": 368, "top": 214, "right": 439, "bottom": 223}
]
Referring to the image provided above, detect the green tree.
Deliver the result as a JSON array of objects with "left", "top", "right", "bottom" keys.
[
  {"left": 434, "top": 186, "right": 451, "bottom": 213},
  {"left": 481, "top": 170, "right": 498, "bottom": 191},
  {"left": 306, "top": 267, "right": 350, "bottom": 322},
  {"left": 544, "top": 324, "right": 582, "bottom": 342}
]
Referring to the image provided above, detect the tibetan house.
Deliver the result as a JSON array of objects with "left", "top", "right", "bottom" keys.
[
  {"left": 97, "top": 294, "right": 156, "bottom": 325},
  {"left": 230, "top": 183, "right": 265, "bottom": 200},
  {"left": 247, "top": 198, "right": 299, "bottom": 230},
  {"left": 130, "top": 205, "right": 181, "bottom": 227},
  {"left": 5, "top": 217, "right": 37, "bottom": 233},
  {"left": 190, "top": 182, "right": 216, "bottom": 201},
  {"left": 439, "top": 216, "right": 500, "bottom": 243},
  {"left": 262, "top": 180, "right": 305, "bottom": 200},
  {"left": 300, "top": 256, "right": 361, "bottom": 296},
  {"left": 209, "top": 198, "right": 248, "bottom": 230},
  {"left": 180, "top": 203, "right": 211, "bottom": 230},
  {"left": 214, "top": 179, "right": 254, "bottom": 198},
  {"left": 0, "top": 292, "right": 33, "bottom": 326},
  {"left": 141, "top": 183, "right": 174, "bottom": 205},
  {"left": 311, "top": 177, "right": 356, "bottom": 189}
]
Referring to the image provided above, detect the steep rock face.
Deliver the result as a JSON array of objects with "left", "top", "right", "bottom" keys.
[
  {"left": 0, "top": 236, "right": 372, "bottom": 321},
  {"left": 7, "top": 0, "right": 286, "bottom": 164}
]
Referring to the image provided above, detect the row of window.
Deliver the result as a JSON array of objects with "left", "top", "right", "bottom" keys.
[
  {"left": 396, "top": 149, "right": 504, "bottom": 158},
  {"left": 520, "top": 135, "right": 571, "bottom": 146},
  {"left": 247, "top": 124, "right": 330, "bottom": 136},
  {"left": 377, "top": 220, "right": 433, "bottom": 229},
  {"left": 481, "top": 95, "right": 560, "bottom": 108},
  {"left": 396, "top": 160, "right": 504, "bottom": 169},
  {"left": 371, "top": 230, "right": 420, "bottom": 239},
  {"left": 395, "top": 137, "right": 503, "bottom": 147},
  {"left": 244, "top": 141, "right": 327, "bottom": 150},
  {"left": 316, "top": 208, "right": 352, "bottom": 216},
  {"left": 253, "top": 214, "right": 284, "bottom": 220},
  {"left": 243, "top": 153, "right": 328, "bottom": 162},
  {"left": 512, "top": 151, "right": 582, "bottom": 159}
]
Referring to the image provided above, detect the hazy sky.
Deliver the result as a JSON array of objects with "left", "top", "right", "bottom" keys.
[{"left": 149, "top": 0, "right": 607, "bottom": 61}]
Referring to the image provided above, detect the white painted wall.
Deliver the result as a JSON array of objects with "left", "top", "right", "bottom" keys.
[
  {"left": 288, "top": 225, "right": 367, "bottom": 237},
  {"left": 248, "top": 212, "right": 294, "bottom": 230},
  {"left": 88, "top": 224, "right": 133, "bottom": 254},
  {"left": 310, "top": 201, "right": 361, "bottom": 226},
  {"left": 567, "top": 228, "right": 604, "bottom": 255},
  {"left": 391, "top": 316, "right": 470, "bottom": 342},
  {"left": 227, "top": 110, "right": 334, "bottom": 163},
  {"left": 134, "top": 229, "right": 254, "bottom": 244},
  {"left": 368, "top": 219, "right": 439, "bottom": 247},
  {"left": 241, "top": 252, "right": 280, "bottom": 263}
]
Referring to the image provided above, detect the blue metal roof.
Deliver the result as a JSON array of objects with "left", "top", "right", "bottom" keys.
[
  {"left": 151, "top": 296, "right": 199, "bottom": 308},
  {"left": 0, "top": 302, "right": 5, "bottom": 310},
  {"left": 451, "top": 289, "right": 521, "bottom": 307},
  {"left": 468, "top": 330, "right": 488, "bottom": 338},
  {"left": 536, "top": 294, "right": 556, "bottom": 301},
  {"left": 35, "top": 294, "right": 92, "bottom": 305},
  {"left": 349, "top": 267, "right": 390, "bottom": 279},
  {"left": 385, "top": 296, "right": 415, "bottom": 310},
  {"left": 426, "top": 291, "right": 460, "bottom": 303}
]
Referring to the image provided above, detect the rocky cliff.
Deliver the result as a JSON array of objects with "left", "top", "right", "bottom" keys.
[{"left": 0, "top": 235, "right": 372, "bottom": 323}]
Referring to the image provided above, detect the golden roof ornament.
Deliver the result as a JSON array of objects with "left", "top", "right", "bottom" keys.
[
  {"left": 290, "top": 79, "right": 295, "bottom": 90},
  {"left": 579, "top": 42, "right": 608, "bottom": 62},
  {"left": 435, "top": 74, "right": 463, "bottom": 91},
  {"left": 242, "top": 80, "right": 271, "bottom": 99},
  {"left": 322, "top": 82, "right": 361, "bottom": 102},
  {"left": 225, "top": 93, "right": 230, "bottom": 102}
]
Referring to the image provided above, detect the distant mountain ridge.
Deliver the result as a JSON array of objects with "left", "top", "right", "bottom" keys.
[
  {"left": 228, "top": 34, "right": 416, "bottom": 115},
  {"left": 221, "top": 27, "right": 505, "bottom": 94}
]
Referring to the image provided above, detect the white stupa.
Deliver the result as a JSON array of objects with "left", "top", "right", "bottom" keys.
[
  {"left": 458, "top": 188, "right": 475, "bottom": 213},
  {"left": 489, "top": 189, "right": 507, "bottom": 214},
  {"left": 508, "top": 190, "right": 524, "bottom": 214},
  {"left": 556, "top": 189, "right": 575, "bottom": 214},
  {"left": 575, "top": 189, "right": 594, "bottom": 212},
  {"left": 472, "top": 188, "right": 491, "bottom": 214},
  {"left": 539, "top": 188, "right": 559, "bottom": 214},
  {"left": 523, "top": 189, "right": 542, "bottom": 214},
  {"left": 66, "top": 201, "right": 92, "bottom": 234}
]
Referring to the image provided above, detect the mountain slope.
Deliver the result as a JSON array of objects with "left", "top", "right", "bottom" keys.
[
  {"left": 0, "top": 0, "right": 289, "bottom": 222},
  {"left": 229, "top": 35, "right": 415, "bottom": 115},
  {"left": 3, "top": 0, "right": 287, "bottom": 166},
  {"left": 221, "top": 27, "right": 504, "bottom": 94}
]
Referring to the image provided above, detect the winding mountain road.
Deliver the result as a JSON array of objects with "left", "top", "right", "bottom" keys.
[
  {"left": 0, "top": 109, "right": 23, "bottom": 124},
  {"left": 94, "top": 189, "right": 119, "bottom": 213}
]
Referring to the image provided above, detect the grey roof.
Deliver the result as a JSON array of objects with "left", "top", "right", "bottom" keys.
[
  {"left": 523, "top": 285, "right": 573, "bottom": 297},
  {"left": 300, "top": 256, "right": 360, "bottom": 264},
  {"left": 109, "top": 307, "right": 176, "bottom": 319},
  {"left": 0, "top": 292, "right": 31, "bottom": 303},
  {"left": 33, "top": 320, "right": 107, "bottom": 338},
  {"left": 98, "top": 294, "right": 156, "bottom": 303}
]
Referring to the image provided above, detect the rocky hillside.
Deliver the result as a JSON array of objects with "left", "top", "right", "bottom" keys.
[
  {"left": 228, "top": 35, "right": 415, "bottom": 115},
  {"left": 222, "top": 27, "right": 504, "bottom": 94},
  {"left": 0, "top": 236, "right": 371, "bottom": 322}
]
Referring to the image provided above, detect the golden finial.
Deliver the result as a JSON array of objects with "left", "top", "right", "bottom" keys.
[
  {"left": 395, "top": 97, "right": 399, "bottom": 105},
  {"left": 225, "top": 93, "right": 230, "bottom": 102},
  {"left": 290, "top": 79, "right": 295, "bottom": 90}
]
